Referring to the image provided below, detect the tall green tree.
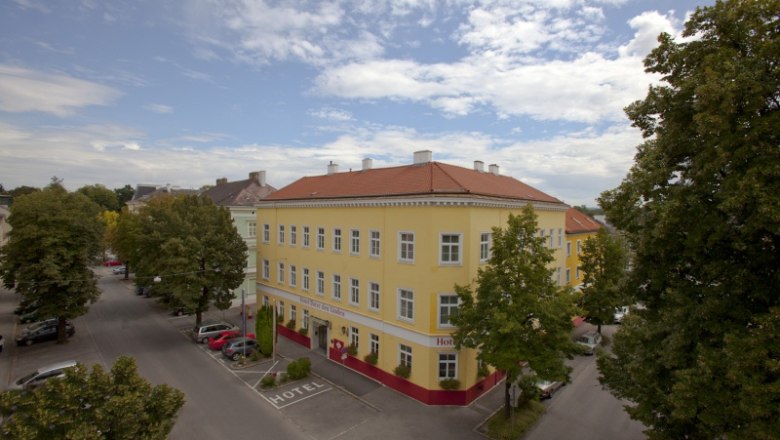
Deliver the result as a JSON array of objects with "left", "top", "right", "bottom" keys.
[
  {"left": 0, "top": 356, "right": 185, "bottom": 439},
  {"left": 112, "top": 207, "right": 143, "bottom": 280},
  {"left": 114, "top": 184, "right": 135, "bottom": 208},
  {"left": 256, "top": 304, "right": 274, "bottom": 356},
  {"left": 8, "top": 185, "right": 39, "bottom": 198},
  {"left": 597, "top": 1, "right": 780, "bottom": 438},
  {"left": 77, "top": 184, "right": 119, "bottom": 212},
  {"left": 451, "top": 206, "right": 578, "bottom": 418},
  {"left": 579, "top": 228, "right": 627, "bottom": 334},
  {"left": 0, "top": 185, "right": 104, "bottom": 343},
  {"left": 132, "top": 194, "right": 247, "bottom": 326}
]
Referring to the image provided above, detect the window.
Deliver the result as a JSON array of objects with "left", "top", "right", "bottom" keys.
[
  {"left": 350, "top": 326, "right": 359, "bottom": 349},
  {"left": 399, "top": 232, "right": 414, "bottom": 263},
  {"left": 370, "top": 230, "right": 381, "bottom": 257},
  {"left": 332, "top": 274, "right": 342, "bottom": 300},
  {"left": 350, "top": 278, "right": 360, "bottom": 305},
  {"left": 440, "top": 234, "right": 462, "bottom": 264},
  {"left": 302, "top": 309, "right": 309, "bottom": 329},
  {"left": 567, "top": 241, "right": 572, "bottom": 257},
  {"left": 290, "top": 225, "right": 297, "bottom": 246},
  {"left": 248, "top": 221, "right": 256, "bottom": 238},
  {"left": 369, "top": 282, "right": 380, "bottom": 311},
  {"left": 370, "top": 333, "right": 379, "bottom": 354},
  {"left": 576, "top": 266, "right": 581, "bottom": 280},
  {"left": 290, "top": 305, "right": 297, "bottom": 323},
  {"left": 316, "top": 271, "right": 325, "bottom": 295},
  {"left": 549, "top": 228, "right": 554, "bottom": 248},
  {"left": 278, "top": 224, "right": 285, "bottom": 244},
  {"left": 576, "top": 240, "right": 582, "bottom": 255},
  {"left": 566, "top": 268, "right": 571, "bottom": 284},
  {"left": 277, "top": 301, "right": 284, "bottom": 319},
  {"left": 350, "top": 229, "right": 360, "bottom": 255},
  {"left": 263, "top": 224, "right": 270, "bottom": 243},
  {"left": 438, "top": 294, "right": 459, "bottom": 327},
  {"left": 303, "top": 268, "right": 310, "bottom": 291},
  {"left": 289, "top": 265, "right": 297, "bottom": 287},
  {"left": 558, "top": 228, "right": 563, "bottom": 248},
  {"left": 317, "top": 227, "right": 325, "bottom": 250},
  {"left": 399, "top": 344, "right": 412, "bottom": 369},
  {"left": 303, "top": 226, "right": 310, "bottom": 248},
  {"left": 263, "top": 295, "right": 269, "bottom": 307},
  {"left": 438, "top": 353, "right": 457, "bottom": 379},
  {"left": 333, "top": 228, "right": 342, "bottom": 252},
  {"left": 262, "top": 259, "right": 270, "bottom": 280},
  {"left": 277, "top": 262, "right": 285, "bottom": 284},
  {"left": 398, "top": 289, "right": 414, "bottom": 321},
  {"left": 480, "top": 232, "right": 491, "bottom": 262},
  {"left": 557, "top": 267, "right": 562, "bottom": 286}
]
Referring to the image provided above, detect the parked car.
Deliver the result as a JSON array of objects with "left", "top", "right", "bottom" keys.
[
  {"left": 614, "top": 306, "right": 630, "bottom": 324},
  {"left": 192, "top": 321, "right": 238, "bottom": 344},
  {"left": 575, "top": 331, "right": 602, "bottom": 355},
  {"left": 13, "top": 299, "right": 38, "bottom": 316},
  {"left": 536, "top": 379, "right": 565, "bottom": 400},
  {"left": 102, "top": 259, "right": 122, "bottom": 267},
  {"left": 208, "top": 330, "right": 256, "bottom": 351},
  {"left": 112, "top": 266, "right": 126, "bottom": 275},
  {"left": 19, "top": 309, "right": 46, "bottom": 324},
  {"left": 16, "top": 319, "right": 75, "bottom": 346},
  {"left": 221, "top": 337, "right": 259, "bottom": 361},
  {"left": 9, "top": 360, "right": 78, "bottom": 391}
]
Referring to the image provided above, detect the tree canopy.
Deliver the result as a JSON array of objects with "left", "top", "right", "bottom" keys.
[
  {"left": 77, "top": 184, "right": 119, "bottom": 212},
  {"left": 0, "top": 185, "right": 104, "bottom": 342},
  {"left": 113, "top": 184, "right": 135, "bottom": 209},
  {"left": 451, "top": 205, "right": 578, "bottom": 417},
  {"left": 0, "top": 356, "right": 185, "bottom": 439},
  {"left": 579, "top": 228, "right": 627, "bottom": 333},
  {"left": 129, "top": 194, "right": 247, "bottom": 325},
  {"left": 597, "top": 1, "right": 780, "bottom": 438}
]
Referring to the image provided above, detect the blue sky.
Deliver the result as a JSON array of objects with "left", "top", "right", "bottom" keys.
[{"left": 0, "top": 0, "right": 712, "bottom": 206}]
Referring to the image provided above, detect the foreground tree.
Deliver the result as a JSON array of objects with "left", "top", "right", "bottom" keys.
[
  {"left": 0, "top": 356, "right": 185, "bottom": 439},
  {"left": 0, "top": 185, "right": 104, "bottom": 343},
  {"left": 598, "top": 1, "right": 780, "bottom": 438},
  {"left": 579, "top": 229, "right": 628, "bottom": 333},
  {"left": 452, "top": 206, "right": 578, "bottom": 418},
  {"left": 133, "top": 194, "right": 247, "bottom": 325},
  {"left": 77, "top": 184, "right": 119, "bottom": 212}
]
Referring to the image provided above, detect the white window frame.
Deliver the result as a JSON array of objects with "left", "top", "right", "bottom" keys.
[
  {"left": 303, "top": 226, "right": 310, "bottom": 248},
  {"left": 333, "top": 228, "right": 342, "bottom": 252},
  {"left": 566, "top": 268, "right": 571, "bottom": 284},
  {"left": 438, "top": 353, "right": 457, "bottom": 380},
  {"left": 302, "top": 309, "right": 309, "bottom": 329},
  {"left": 369, "top": 230, "right": 381, "bottom": 258},
  {"left": 290, "top": 225, "right": 297, "bottom": 246},
  {"left": 317, "top": 227, "right": 325, "bottom": 251},
  {"left": 316, "top": 271, "right": 325, "bottom": 296},
  {"left": 439, "top": 233, "right": 462, "bottom": 265},
  {"left": 398, "top": 231, "right": 415, "bottom": 263},
  {"left": 290, "top": 305, "right": 297, "bottom": 323},
  {"left": 278, "top": 224, "right": 285, "bottom": 245},
  {"left": 370, "top": 333, "right": 379, "bottom": 354},
  {"left": 549, "top": 228, "right": 554, "bottom": 248},
  {"left": 277, "top": 262, "right": 285, "bottom": 284},
  {"left": 576, "top": 240, "right": 582, "bottom": 255},
  {"left": 557, "top": 228, "right": 563, "bottom": 248},
  {"left": 437, "top": 294, "right": 459, "bottom": 328},
  {"left": 399, "top": 344, "right": 412, "bottom": 369},
  {"left": 289, "top": 265, "right": 297, "bottom": 287},
  {"left": 479, "top": 232, "right": 491, "bottom": 263},
  {"left": 566, "top": 241, "right": 572, "bottom": 257},
  {"left": 303, "top": 268, "right": 310, "bottom": 291},
  {"left": 248, "top": 221, "right": 256, "bottom": 238},
  {"left": 262, "top": 259, "right": 270, "bottom": 280},
  {"left": 576, "top": 266, "right": 581, "bottom": 280},
  {"left": 398, "top": 288, "right": 414, "bottom": 321},
  {"left": 350, "top": 229, "right": 360, "bottom": 255},
  {"left": 350, "top": 326, "right": 359, "bottom": 349},
  {"left": 369, "top": 282, "right": 380, "bottom": 311},
  {"left": 332, "top": 274, "right": 342, "bottom": 300},
  {"left": 262, "top": 224, "right": 270, "bottom": 243},
  {"left": 350, "top": 278, "right": 360, "bottom": 305}
]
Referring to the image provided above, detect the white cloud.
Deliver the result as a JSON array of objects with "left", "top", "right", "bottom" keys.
[
  {"left": 618, "top": 11, "right": 677, "bottom": 58},
  {"left": 310, "top": 108, "right": 353, "bottom": 121},
  {"left": 145, "top": 104, "right": 173, "bottom": 114},
  {"left": 12, "top": 0, "right": 50, "bottom": 13},
  {"left": 0, "top": 65, "right": 121, "bottom": 116}
]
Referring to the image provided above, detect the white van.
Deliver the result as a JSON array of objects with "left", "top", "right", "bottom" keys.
[{"left": 9, "top": 360, "right": 78, "bottom": 391}]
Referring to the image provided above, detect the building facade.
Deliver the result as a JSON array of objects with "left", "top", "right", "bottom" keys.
[
  {"left": 564, "top": 207, "right": 603, "bottom": 290},
  {"left": 256, "top": 151, "right": 569, "bottom": 405}
]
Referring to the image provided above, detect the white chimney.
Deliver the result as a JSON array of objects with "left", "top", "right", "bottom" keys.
[
  {"left": 413, "top": 150, "right": 432, "bottom": 164},
  {"left": 474, "top": 161, "right": 484, "bottom": 172},
  {"left": 489, "top": 164, "right": 500, "bottom": 175},
  {"left": 249, "top": 171, "right": 266, "bottom": 186},
  {"left": 362, "top": 158, "right": 373, "bottom": 170},
  {"left": 327, "top": 161, "right": 339, "bottom": 175}
]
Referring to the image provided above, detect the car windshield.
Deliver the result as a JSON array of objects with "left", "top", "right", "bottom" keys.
[{"left": 15, "top": 371, "right": 38, "bottom": 385}]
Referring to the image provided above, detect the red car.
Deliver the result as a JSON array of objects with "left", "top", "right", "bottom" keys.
[
  {"left": 208, "top": 330, "right": 255, "bottom": 351},
  {"left": 103, "top": 259, "right": 122, "bottom": 267}
]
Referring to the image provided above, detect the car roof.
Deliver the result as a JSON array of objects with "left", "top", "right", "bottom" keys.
[{"left": 37, "top": 360, "right": 78, "bottom": 374}]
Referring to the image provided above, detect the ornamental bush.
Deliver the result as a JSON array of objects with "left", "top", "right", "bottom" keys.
[{"left": 286, "top": 357, "right": 311, "bottom": 380}]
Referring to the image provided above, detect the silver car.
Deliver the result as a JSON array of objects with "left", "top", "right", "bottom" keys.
[
  {"left": 192, "top": 321, "right": 238, "bottom": 343},
  {"left": 9, "top": 360, "right": 78, "bottom": 391},
  {"left": 575, "top": 331, "right": 602, "bottom": 355}
]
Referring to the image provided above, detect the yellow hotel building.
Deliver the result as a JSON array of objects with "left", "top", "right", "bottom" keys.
[
  {"left": 256, "top": 151, "right": 569, "bottom": 405},
  {"left": 564, "top": 207, "right": 603, "bottom": 291}
]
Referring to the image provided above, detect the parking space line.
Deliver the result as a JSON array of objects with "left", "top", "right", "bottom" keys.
[
  {"left": 272, "top": 387, "right": 332, "bottom": 410},
  {"left": 253, "top": 360, "right": 278, "bottom": 388}
]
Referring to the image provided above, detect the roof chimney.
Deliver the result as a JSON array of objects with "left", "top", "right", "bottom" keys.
[
  {"left": 362, "top": 158, "right": 373, "bottom": 170},
  {"left": 327, "top": 161, "right": 339, "bottom": 175},
  {"left": 474, "top": 160, "right": 484, "bottom": 172},
  {"left": 413, "top": 150, "right": 432, "bottom": 164},
  {"left": 216, "top": 177, "right": 228, "bottom": 186},
  {"left": 249, "top": 171, "right": 266, "bottom": 186},
  {"left": 489, "top": 164, "right": 500, "bottom": 175}
]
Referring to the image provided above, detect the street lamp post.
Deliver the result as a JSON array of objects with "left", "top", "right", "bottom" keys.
[{"left": 241, "top": 289, "right": 247, "bottom": 359}]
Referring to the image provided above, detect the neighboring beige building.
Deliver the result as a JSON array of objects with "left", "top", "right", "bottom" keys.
[
  {"left": 202, "top": 171, "right": 276, "bottom": 305},
  {"left": 0, "top": 203, "right": 10, "bottom": 248}
]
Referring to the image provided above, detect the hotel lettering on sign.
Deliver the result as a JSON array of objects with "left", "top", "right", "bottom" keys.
[{"left": 435, "top": 337, "right": 454, "bottom": 347}]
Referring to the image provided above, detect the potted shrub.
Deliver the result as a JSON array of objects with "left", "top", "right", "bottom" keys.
[
  {"left": 286, "top": 319, "right": 296, "bottom": 330},
  {"left": 364, "top": 351, "right": 378, "bottom": 365},
  {"left": 298, "top": 326, "right": 308, "bottom": 336},
  {"left": 394, "top": 364, "right": 411, "bottom": 379},
  {"left": 347, "top": 343, "right": 358, "bottom": 356},
  {"left": 477, "top": 362, "right": 490, "bottom": 379},
  {"left": 439, "top": 378, "right": 461, "bottom": 390}
]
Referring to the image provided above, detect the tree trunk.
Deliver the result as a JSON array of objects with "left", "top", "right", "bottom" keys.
[
  {"left": 124, "top": 262, "right": 129, "bottom": 280},
  {"left": 597, "top": 322, "right": 602, "bottom": 334},
  {"left": 504, "top": 377, "right": 512, "bottom": 418},
  {"left": 57, "top": 316, "right": 68, "bottom": 344}
]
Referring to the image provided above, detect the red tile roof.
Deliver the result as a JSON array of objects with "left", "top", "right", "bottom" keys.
[
  {"left": 566, "top": 207, "right": 602, "bottom": 234},
  {"left": 265, "top": 161, "right": 563, "bottom": 204}
]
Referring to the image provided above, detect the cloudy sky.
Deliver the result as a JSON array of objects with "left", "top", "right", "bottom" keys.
[{"left": 0, "top": 0, "right": 711, "bottom": 206}]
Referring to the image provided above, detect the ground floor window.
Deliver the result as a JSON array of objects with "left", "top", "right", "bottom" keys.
[
  {"left": 399, "top": 344, "right": 412, "bottom": 368},
  {"left": 350, "top": 326, "right": 359, "bottom": 349},
  {"left": 370, "top": 333, "right": 379, "bottom": 354},
  {"left": 303, "top": 309, "right": 309, "bottom": 329},
  {"left": 438, "top": 353, "right": 457, "bottom": 379}
]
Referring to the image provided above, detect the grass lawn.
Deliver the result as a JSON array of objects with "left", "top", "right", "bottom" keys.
[{"left": 486, "top": 400, "right": 546, "bottom": 440}]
